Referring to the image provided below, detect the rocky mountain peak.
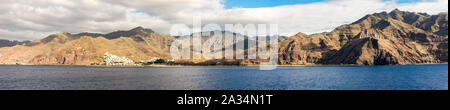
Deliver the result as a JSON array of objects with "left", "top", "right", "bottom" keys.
[
  {"left": 389, "top": 8, "right": 402, "bottom": 15},
  {"left": 104, "top": 26, "right": 154, "bottom": 39},
  {"left": 36, "top": 27, "right": 157, "bottom": 44},
  {"left": 39, "top": 33, "right": 74, "bottom": 44},
  {"left": 131, "top": 26, "right": 144, "bottom": 30},
  {"left": 294, "top": 32, "right": 308, "bottom": 37},
  {"left": 130, "top": 26, "right": 154, "bottom": 34},
  {"left": 279, "top": 10, "right": 448, "bottom": 65}
]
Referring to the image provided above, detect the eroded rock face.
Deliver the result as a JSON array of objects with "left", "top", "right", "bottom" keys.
[
  {"left": 279, "top": 33, "right": 340, "bottom": 64},
  {"left": 324, "top": 37, "right": 435, "bottom": 65},
  {"left": 279, "top": 10, "right": 448, "bottom": 65}
]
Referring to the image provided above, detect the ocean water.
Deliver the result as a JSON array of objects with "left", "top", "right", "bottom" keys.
[{"left": 0, "top": 64, "right": 447, "bottom": 90}]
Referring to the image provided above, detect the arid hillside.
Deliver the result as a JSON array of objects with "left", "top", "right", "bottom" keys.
[
  {"left": 0, "top": 27, "right": 175, "bottom": 65},
  {"left": 279, "top": 9, "right": 448, "bottom": 65}
]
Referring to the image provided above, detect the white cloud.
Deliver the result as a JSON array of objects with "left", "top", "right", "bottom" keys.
[
  {"left": 0, "top": 0, "right": 130, "bottom": 40},
  {"left": 230, "top": 0, "right": 448, "bottom": 35},
  {"left": 397, "top": 0, "right": 448, "bottom": 14},
  {"left": 0, "top": 0, "right": 447, "bottom": 40}
]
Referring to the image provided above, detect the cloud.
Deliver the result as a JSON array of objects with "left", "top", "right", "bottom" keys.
[
  {"left": 0, "top": 0, "right": 448, "bottom": 40},
  {"left": 0, "top": 0, "right": 130, "bottom": 40},
  {"left": 396, "top": 0, "right": 448, "bottom": 14},
  {"left": 226, "top": 0, "right": 448, "bottom": 35}
]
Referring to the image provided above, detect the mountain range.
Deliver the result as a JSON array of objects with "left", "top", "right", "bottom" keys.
[
  {"left": 280, "top": 9, "right": 448, "bottom": 65},
  {"left": 0, "top": 27, "right": 174, "bottom": 65},
  {"left": 0, "top": 39, "right": 31, "bottom": 48},
  {"left": 0, "top": 9, "right": 447, "bottom": 65}
]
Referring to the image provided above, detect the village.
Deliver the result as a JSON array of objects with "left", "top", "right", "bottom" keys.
[{"left": 102, "top": 52, "right": 174, "bottom": 66}]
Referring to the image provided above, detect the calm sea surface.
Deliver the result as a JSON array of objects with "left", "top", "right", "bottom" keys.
[{"left": 0, "top": 64, "right": 447, "bottom": 90}]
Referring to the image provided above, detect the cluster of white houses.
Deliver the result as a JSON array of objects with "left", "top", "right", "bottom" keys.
[
  {"left": 103, "top": 52, "right": 135, "bottom": 66},
  {"left": 102, "top": 52, "right": 174, "bottom": 66}
]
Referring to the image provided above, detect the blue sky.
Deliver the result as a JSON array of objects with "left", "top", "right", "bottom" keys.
[{"left": 224, "top": 0, "right": 424, "bottom": 9}]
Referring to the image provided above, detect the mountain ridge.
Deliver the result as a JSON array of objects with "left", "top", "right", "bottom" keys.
[
  {"left": 0, "top": 26, "right": 174, "bottom": 65},
  {"left": 279, "top": 9, "right": 448, "bottom": 65},
  {"left": 0, "top": 39, "right": 31, "bottom": 48}
]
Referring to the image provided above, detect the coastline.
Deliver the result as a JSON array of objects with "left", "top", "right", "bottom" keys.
[{"left": 0, "top": 62, "right": 447, "bottom": 68}]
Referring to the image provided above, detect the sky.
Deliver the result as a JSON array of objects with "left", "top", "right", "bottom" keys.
[
  {"left": 225, "top": 0, "right": 325, "bottom": 8},
  {"left": 225, "top": 0, "right": 424, "bottom": 8},
  {"left": 0, "top": 0, "right": 448, "bottom": 41}
]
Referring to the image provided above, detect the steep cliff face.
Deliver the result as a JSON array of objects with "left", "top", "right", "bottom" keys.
[
  {"left": 324, "top": 37, "right": 435, "bottom": 65},
  {"left": 279, "top": 10, "right": 448, "bottom": 65},
  {"left": 0, "top": 27, "right": 175, "bottom": 65},
  {"left": 279, "top": 32, "right": 340, "bottom": 64}
]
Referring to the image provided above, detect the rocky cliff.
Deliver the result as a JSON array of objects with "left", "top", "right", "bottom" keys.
[{"left": 279, "top": 9, "right": 448, "bottom": 65}]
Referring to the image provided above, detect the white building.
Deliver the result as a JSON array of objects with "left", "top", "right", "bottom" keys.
[{"left": 103, "top": 52, "right": 135, "bottom": 66}]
